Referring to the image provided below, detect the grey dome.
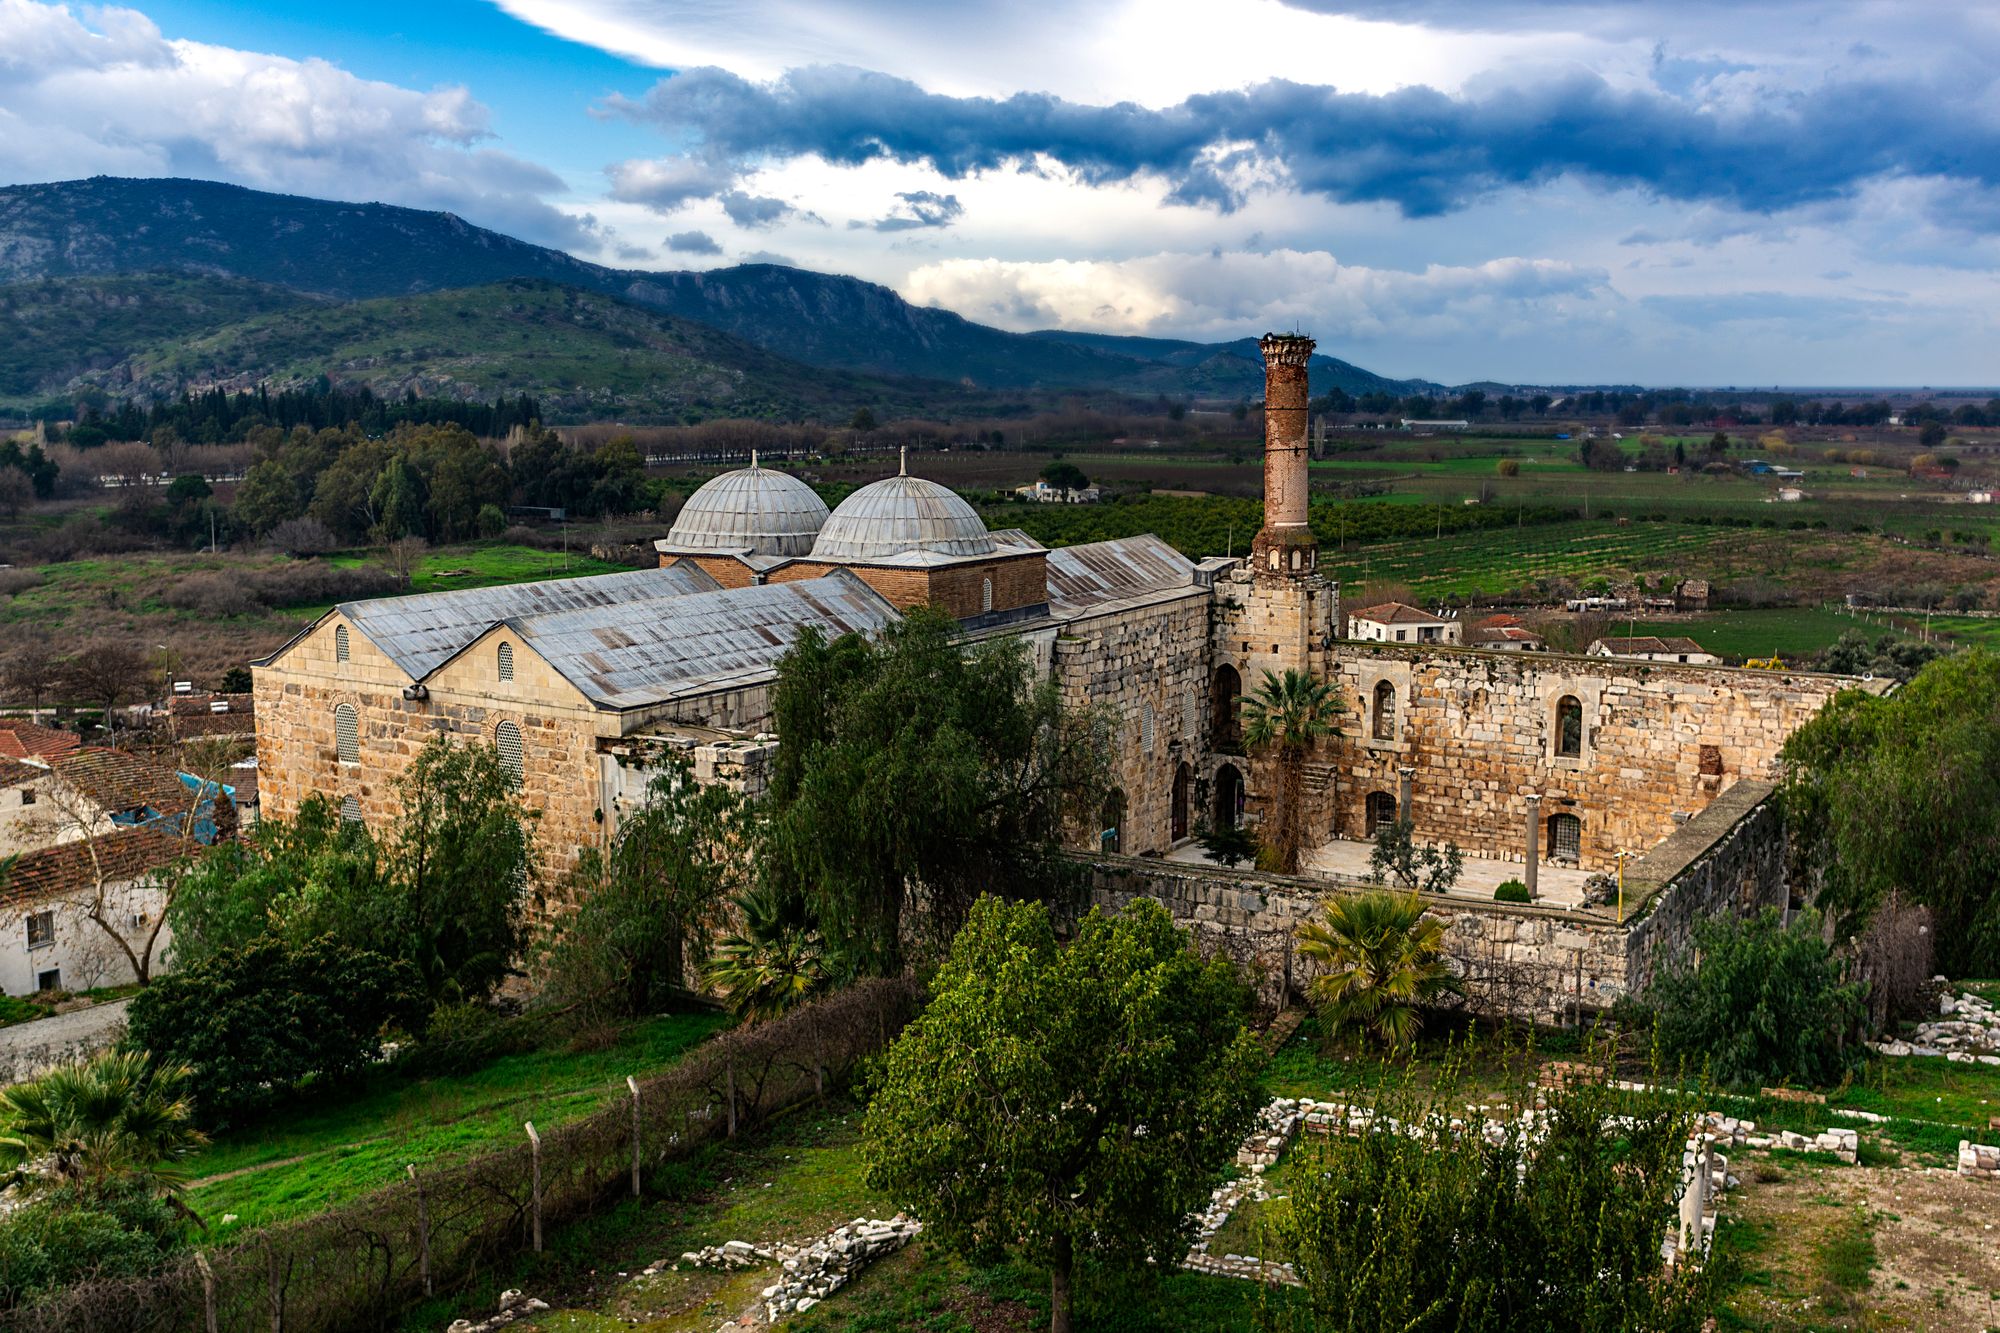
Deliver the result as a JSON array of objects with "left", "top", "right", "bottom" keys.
[
  {"left": 664, "top": 462, "right": 829, "bottom": 557},
  {"left": 812, "top": 470, "right": 995, "bottom": 562}
]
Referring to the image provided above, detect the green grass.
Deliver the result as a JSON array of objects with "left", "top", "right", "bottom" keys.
[
  {"left": 1612, "top": 608, "right": 1890, "bottom": 662},
  {"left": 183, "top": 1009, "right": 728, "bottom": 1231},
  {"left": 318, "top": 542, "right": 627, "bottom": 602},
  {"left": 1260, "top": 1012, "right": 1547, "bottom": 1103}
]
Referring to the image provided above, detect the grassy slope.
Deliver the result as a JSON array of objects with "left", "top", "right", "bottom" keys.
[
  {"left": 184, "top": 1010, "right": 728, "bottom": 1231},
  {"left": 1615, "top": 608, "right": 1893, "bottom": 661}
]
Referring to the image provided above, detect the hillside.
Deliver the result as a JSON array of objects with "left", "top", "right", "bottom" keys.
[
  {"left": 43, "top": 279, "right": 959, "bottom": 423},
  {"left": 0, "top": 178, "right": 1422, "bottom": 399},
  {"left": 1025, "top": 330, "right": 1433, "bottom": 396}
]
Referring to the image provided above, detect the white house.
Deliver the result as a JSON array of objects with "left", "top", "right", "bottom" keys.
[
  {"left": 1587, "top": 635, "right": 1720, "bottom": 666},
  {"left": 1347, "top": 602, "right": 1463, "bottom": 645},
  {"left": 0, "top": 827, "right": 179, "bottom": 996},
  {"left": 1465, "top": 617, "right": 1546, "bottom": 652}
]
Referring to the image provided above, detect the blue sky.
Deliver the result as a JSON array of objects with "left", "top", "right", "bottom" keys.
[{"left": 3, "top": 0, "right": 1996, "bottom": 387}]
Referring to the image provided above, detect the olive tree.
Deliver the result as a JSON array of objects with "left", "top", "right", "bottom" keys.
[{"left": 862, "top": 895, "right": 1259, "bottom": 1333}]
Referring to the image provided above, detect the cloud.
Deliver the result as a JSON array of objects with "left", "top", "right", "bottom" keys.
[
  {"left": 0, "top": 0, "right": 588, "bottom": 248},
  {"left": 853, "top": 190, "right": 964, "bottom": 231},
  {"left": 902, "top": 247, "right": 1614, "bottom": 343},
  {"left": 665, "top": 229, "right": 722, "bottom": 254},
  {"left": 718, "top": 190, "right": 820, "bottom": 228},
  {"left": 605, "top": 62, "right": 2000, "bottom": 223},
  {"left": 739, "top": 249, "right": 797, "bottom": 266},
  {"left": 606, "top": 154, "right": 738, "bottom": 211}
]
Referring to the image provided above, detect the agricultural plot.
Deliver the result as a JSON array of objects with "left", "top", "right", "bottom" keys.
[
  {"left": 1327, "top": 520, "right": 1744, "bottom": 602},
  {"left": 1613, "top": 608, "right": 1887, "bottom": 662}
]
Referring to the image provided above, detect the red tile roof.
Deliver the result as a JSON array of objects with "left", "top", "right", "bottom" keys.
[
  {"left": 1351, "top": 602, "right": 1447, "bottom": 625},
  {"left": 0, "top": 827, "right": 185, "bottom": 909},
  {"left": 0, "top": 722, "right": 81, "bottom": 762},
  {"left": 0, "top": 757, "right": 41, "bottom": 788},
  {"left": 50, "top": 748, "right": 194, "bottom": 826}
]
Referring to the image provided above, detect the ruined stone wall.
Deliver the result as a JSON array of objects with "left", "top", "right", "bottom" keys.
[
  {"left": 1077, "top": 781, "right": 1789, "bottom": 1024},
  {"left": 1052, "top": 591, "right": 1215, "bottom": 856},
  {"left": 1322, "top": 645, "right": 1859, "bottom": 870}
]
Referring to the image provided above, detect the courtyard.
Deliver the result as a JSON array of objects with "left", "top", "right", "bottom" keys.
[{"left": 1169, "top": 837, "right": 1599, "bottom": 908}]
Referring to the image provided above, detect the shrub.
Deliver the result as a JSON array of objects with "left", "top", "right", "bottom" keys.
[
  {"left": 124, "top": 936, "right": 425, "bottom": 1127},
  {"left": 0, "top": 1183, "right": 188, "bottom": 1310},
  {"left": 1642, "top": 908, "right": 1865, "bottom": 1090},
  {"left": 266, "top": 517, "right": 338, "bottom": 557},
  {"left": 1493, "top": 879, "right": 1532, "bottom": 903}
]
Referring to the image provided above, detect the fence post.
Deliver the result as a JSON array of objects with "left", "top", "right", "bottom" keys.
[
  {"left": 407, "top": 1164, "right": 431, "bottom": 1295},
  {"left": 726, "top": 1055, "right": 738, "bottom": 1138},
  {"left": 195, "top": 1250, "right": 218, "bottom": 1333},
  {"left": 267, "top": 1244, "right": 283, "bottom": 1333},
  {"left": 525, "top": 1121, "right": 543, "bottom": 1253},
  {"left": 627, "top": 1076, "right": 642, "bottom": 1198}
]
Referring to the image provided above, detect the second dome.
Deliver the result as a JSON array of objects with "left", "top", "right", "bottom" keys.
[{"left": 811, "top": 468, "right": 995, "bottom": 562}]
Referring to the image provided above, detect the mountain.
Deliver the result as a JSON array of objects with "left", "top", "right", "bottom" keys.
[
  {"left": 1025, "top": 330, "right": 1435, "bottom": 396},
  {"left": 10, "top": 278, "right": 968, "bottom": 422},
  {"left": 0, "top": 177, "right": 1426, "bottom": 400}
]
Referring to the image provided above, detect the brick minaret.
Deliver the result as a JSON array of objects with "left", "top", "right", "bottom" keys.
[{"left": 1252, "top": 333, "right": 1317, "bottom": 580}]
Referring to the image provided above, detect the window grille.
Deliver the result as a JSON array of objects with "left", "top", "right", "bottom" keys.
[
  {"left": 981, "top": 578, "right": 993, "bottom": 613},
  {"left": 1182, "top": 691, "right": 1198, "bottom": 740},
  {"left": 498, "top": 641, "right": 515, "bottom": 682},
  {"left": 334, "top": 704, "right": 359, "bottom": 764},
  {"left": 1550, "top": 813, "right": 1583, "bottom": 862},
  {"left": 25, "top": 911, "right": 54, "bottom": 949},
  {"left": 1140, "top": 705, "right": 1155, "bottom": 752},
  {"left": 334, "top": 625, "right": 350, "bottom": 662},
  {"left": 340, "top": 794, "right": 362, "bottom": 823},
  {"left": 496, "top": 721, "right": 525, "bottom": 782}
]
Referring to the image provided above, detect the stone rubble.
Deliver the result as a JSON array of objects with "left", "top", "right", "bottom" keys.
[
  {"left": 655, "top": 1216, "right": 921, "bottom": 1325},
  {"left": 1868, "top": 986, "right": 2000, "bottom": 1062},
  {"left": 1959, "top": 1141, "right": 2000, "bottom": 1181},
  {"left": 445, "top": 1289, "right": 548, "bottom": 1333}
]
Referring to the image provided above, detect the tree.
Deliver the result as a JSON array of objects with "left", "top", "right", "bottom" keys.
[
  {"left": 1706, "top": 430, "right": 1731, "bottom": 457},
  {"left": 1368, "top": 815, "right": 1465, "bottom": 893},
  {"left": 1, "top": 642, "right": 62, "bottom": 715},
  {"left": 229, "top": 458, "right": 305, "bottom": 535},
  {"left": 60, "top": 640, "right": 149, "bottom": 726},
  {"left": 763, "top": 607, "right": 1110, "bottom": 974},
  {"left": 125, "top": 936, "right": 424, "bottom": 1127},
  {"left": 0, "top": 1051, "right": 206, "bottom": 1200},
  {"left": 1238, "top": 668, "right": 1343, "bottom": 874},
  {"left": 1782, "top": 651, "right": 2000, "bottom": 974},
  {"left": 1194, "top": 821, "right": 1259, "bottom": 867},
  {"left": 1296, "top": 890, "right": 1460, "bottom": 1052},
  {"left": 1643, "top": 908, "right": 1866, "bottom": 1089},
  {"left": 862, "top": 896, "right": 1259, "bottom": 1333},
  {"left": 705, "top": 887, "right": 842, "bottom": 1022},
  {"left": 538, "top": 759, "right": 742, "bottom": 1026},
  {"left": 849, "top": 407, "right": 877, "bottom": 432},
  {"left": 1039, "top": 460, "right": 1089, "bottom": 492},
  {"left": 0, "top": 465, "right": 31, "bottom": 519},
  {"left": 1279, "top": 1044, "right": 1716, "bottom": 1332},
  {"left": 1919, "top": 420, "right": 1947, "bottom": 448}
]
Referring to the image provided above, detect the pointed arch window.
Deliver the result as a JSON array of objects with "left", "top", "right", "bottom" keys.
[
  {"left": 495, "top": 720, "right": 524, "bottom": 783},
  {"left": 981, "top": 577, "right": 993, "bottom": 613},
  {"left": 339, "top": 794, "right": 362, "bottom": 823},
  {"left": 497, "top": 641, "right": 515, "bottom": 682},
  {"left": 334, "top": 625, "right": 350, "bottom": 663},
  {"left": 1555, "top": 695, "right": 1584, "bottom": 759},
  {"left": 334, "top": 703, "right": 359, "bottom": 765},
  {"left": 1372, "top": 680, "right": 1398, "bottom": 741}
]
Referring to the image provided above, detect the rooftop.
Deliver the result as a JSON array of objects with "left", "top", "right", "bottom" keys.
[
  {"left": 1351, "top": 602, "right": 1450, "bottom": 626},
  {"left": 809, "top": 455, "right": 996, "bottom": 564},
  {"left": 51, "top": 747, "right": 197, "bottom": 827},
  {"left": 0, "top": 721, "right": 80, "bottom": 762},
  {"left": 1045, "top": 535, "right": 1197, "bottom": 618},
  {"left": 659, "top": 458, "right": 830, "bottom": 558},
  {"left": 1592, "top": 636, "right": 1709, "bottom": 656},
  {"left": 0, "top": 826, "right": 185, "bottom": 909}
]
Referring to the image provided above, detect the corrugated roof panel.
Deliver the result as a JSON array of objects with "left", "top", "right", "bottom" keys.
[
  {"left": 1045, "top": 536, "right": 1197, "bottom": 617},
  {"left": 340, "top": 563, "right": 720, "bottom": 678}
]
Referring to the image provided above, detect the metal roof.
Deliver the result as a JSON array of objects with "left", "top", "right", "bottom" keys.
[
  {"left": 499, "top": 570, "right": 901, "bottom": 710},
  {"left": 339, "top": 563, "right": 721, "bottom": 679},
  {"left": 1044, "top": 535, "right": 1198, "bottom": 618},
  {"left": 660, "top": 462, "right": 829, "bottom": 557},
  {"left": 811, "top": 471, "right": 995, "bottom": 562}
]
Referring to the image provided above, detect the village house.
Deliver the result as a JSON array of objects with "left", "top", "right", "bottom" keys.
[
  {"left": 1587, "top": 635, "right": 1721, "bottom": 666},
  {"left": 1346, "top": 602, "right": 1462, "bottom": 645},
  {"left": 0, "top": 826, "right": 180, "bottom": 996}
]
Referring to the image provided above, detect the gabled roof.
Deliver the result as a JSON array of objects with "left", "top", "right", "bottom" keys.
[
  {"left": 1469, "top": 624, "right": 1543, "bottom": 645},
  {"left": 1592, "top": 636, "right": 1709, "bottom": 656},
  {"left": 1351, "top": 602, "right": 1447, "bottom": 626},
  {"left": 264, "top": 563, "right": 723, "bottom": 679},
  {"left": 0, "top": 756, "right": 41, "bottom": 788},
  {"left": 0, "top": 826, "right": 185, "bottom": 909},
  {"left": 1044, "top": 536, "right": 1197, "bottom": 617},
  {"left": 51, "top": 748, "right": 195, "bottom": 826},
  {"left": 441, "top": 570, "right": 902, "bottom": 711},
  {"left": 0, "top": 721, "right": 80, "bottom": 761}
]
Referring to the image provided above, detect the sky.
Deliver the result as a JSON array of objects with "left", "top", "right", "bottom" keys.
[{"left": 2, "top": 0, "right": 1997, "bottom": 387}]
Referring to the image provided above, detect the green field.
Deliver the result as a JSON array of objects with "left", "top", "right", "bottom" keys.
[
  {"left": 1326, "top": 519, "right": 1749, "bottom": 601},
  {"left": 321, "top": 542, "right": 628, "bottom": 602},
  {"left": 182, "top": 1010, "right": 727, "bottom": 1231},
  {"left": 1613, "top": 608, "right": 1889, "bottom": 662}
]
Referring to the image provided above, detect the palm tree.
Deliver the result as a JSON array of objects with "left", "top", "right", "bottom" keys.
[
  {"left": 706, "top": 889, "right": 843, "bottom": 1023},
  {"left": 1296, "top": 891, "right": 1460, "bottom": 1053},
  {"left": 1238, "top": 668, "right": 1344, "bottom": 873},
  {"left": 0, "top": 1049, "right": 207, "bottom": 1199}
]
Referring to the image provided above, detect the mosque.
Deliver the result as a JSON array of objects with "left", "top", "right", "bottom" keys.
[{"left": 253, "top": 337, "right": 1859, "bottom": 917}]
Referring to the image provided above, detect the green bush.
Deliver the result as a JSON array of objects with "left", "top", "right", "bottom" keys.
[
  {"left": 0, "top": 1183, "right": 187, "bottom": 1309},
  {"left": 1643, "top": 908, "right": 1865, "bottom": 1090},
  {"left": 1493, "top": 880, "right": 1532, "bottom": 903},
  {"left": 124, "top": 936, "right": 425, "bottom": 1127}
]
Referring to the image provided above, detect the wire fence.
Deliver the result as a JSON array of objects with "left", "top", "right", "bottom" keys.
[{"left": 16, "top": 978, "right": 923, "bottom": 1333}]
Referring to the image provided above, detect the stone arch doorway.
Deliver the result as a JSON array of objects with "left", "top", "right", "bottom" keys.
[
  {"left": 1211, "top": 665, "right": 1242, "bottom": 752},
  {"left": 1213, "top": 763, "right": 1243, "bottom": 829},
  {"left": 1171, "top": 762, "right": 1192, "bottom": 841},
  {"left": 1364, "top": 790, "right": 1398, "bottom": 835},
  {"left": 1100, "top": 788, "right": 1126, "bottom": 855}
]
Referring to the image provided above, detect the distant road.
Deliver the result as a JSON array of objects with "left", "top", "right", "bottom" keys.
[{"left": 0, "top": 998, "right": 131, "bottom": 1086}]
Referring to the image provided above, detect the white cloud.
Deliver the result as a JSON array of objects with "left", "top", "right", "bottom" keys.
[{"left": 0, "top": 0, "right": 588, "bottom": 247}]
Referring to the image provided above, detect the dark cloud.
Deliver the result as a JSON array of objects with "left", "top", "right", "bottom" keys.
[
  {"left": 719, "top": 190, "right": 822, "bottom": 229},
  {"left": 852, "top": 189, "right": 965, "bottom": 231},
  {"left": 608, "top": 63, "right": 2000, "bottom": 222},
  {"left": 739, "top": 250, "right": 798, "bottom": 266},
  {"left": 666, "top": 229, "right": 723, "bottom": 254}
]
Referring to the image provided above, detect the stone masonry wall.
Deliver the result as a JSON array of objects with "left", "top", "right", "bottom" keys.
[{"left": 1321, "top": 645, "right": 1861, "bottom": 870}]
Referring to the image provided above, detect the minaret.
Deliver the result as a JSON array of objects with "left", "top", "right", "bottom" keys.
[{"left": 1252, "top": 333, "right": 1317, "bottom": 579}]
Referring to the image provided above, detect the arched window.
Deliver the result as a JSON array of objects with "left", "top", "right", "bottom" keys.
[
  {"left": 334, "top": 703, "right": 359, "bottom": 765},
  {"left": 1211, "top": 665, "right": 1242, "bottom": 751},
  {"left": 1548, "top": 812, "right": 1583, "bottom": 863},
  {"left": 497, "top": 641, "right": 515, "bottom": 682},
  {"left": 1555, "top": 695, "right": 1584, "bottom": 758},
  {"left": 1172, "top": 762, "right": 1192, "bottom": 841},
  {"left": 1372, "top": 680, "right": 1398, "bottom": 741},
  {"left": 495, "top": 721, "right": 524, "bottom": 783},
  {"left": 1140, "top": 704, "right": 1156, "bottom": 753},
  {"left": 1214, "top": 763, "right": 1243, "bottom": 830},
  {"left": 1100, "top": 789, "right": 1126, "bottom": 855},
  {"left": 334, "top": 624, "right": 350, "bottom": 663},
  {"left": 981, "top": 577, "right": 993, "bottom": 613},
  {"left": 1365, "top": 790, "right": 1398, "bottom": 836},
  {"left": 339, "top": 794, "right": 362, "bottom": 823}
]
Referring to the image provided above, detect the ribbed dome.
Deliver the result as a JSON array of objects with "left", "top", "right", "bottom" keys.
[
  {"left": 663, "top": 462, "right": 829, "bottom": 557},
  {"left": 811, "top": 470, "right": 995, "bottom": 562}
]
